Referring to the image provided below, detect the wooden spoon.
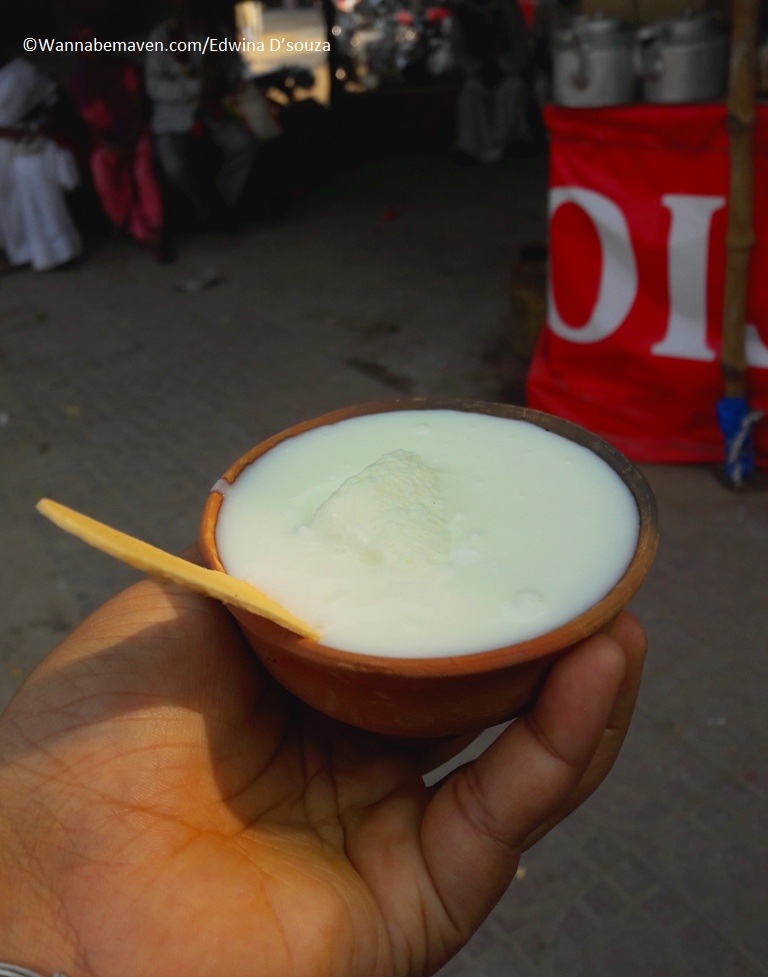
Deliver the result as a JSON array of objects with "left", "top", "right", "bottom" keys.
[{"left": 36, "top": 498, "right": 321, "bottom": 641}]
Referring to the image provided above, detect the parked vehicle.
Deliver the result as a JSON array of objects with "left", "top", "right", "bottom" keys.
[{"left": 335, "top": 0, "right": 456, "bottom": 90}]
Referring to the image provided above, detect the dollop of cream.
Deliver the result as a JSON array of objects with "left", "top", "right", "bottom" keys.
[{"left": 308, "top": 449, "right": 451, "bottom": 567}]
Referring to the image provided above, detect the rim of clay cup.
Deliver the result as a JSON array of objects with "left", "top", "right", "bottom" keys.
[{"left": 199, "top": 399, "right": 659, "bottom": 677}]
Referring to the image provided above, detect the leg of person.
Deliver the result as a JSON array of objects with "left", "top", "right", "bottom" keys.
[
  {"left": 127, "top": 132, "right": 164, "bottom": 244},
  {"left": 153, "top": 131, "right": 211, "bottom": 222},
  {"left": 205, "top": 115, "right": 257, "bottom": 212},
  {"left": 0, "top": 139, "right": 31, "bottom": 268},
  {"left": 454, "top": 77, "right": 494, "bottom": 163},
  {"left": 490, "top": 73, "right": 532, "bottom": 158},
  {"left": 90, "top": 144, "right": 132, "bottom": 231}
]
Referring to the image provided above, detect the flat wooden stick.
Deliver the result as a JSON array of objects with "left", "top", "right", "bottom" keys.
[{"left": 36, "top": 498, "right": 321, "bottom": 641}]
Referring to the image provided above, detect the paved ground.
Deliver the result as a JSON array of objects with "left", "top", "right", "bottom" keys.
[{"left": 1, "top": 132, "right": 766, "bottom": 975}]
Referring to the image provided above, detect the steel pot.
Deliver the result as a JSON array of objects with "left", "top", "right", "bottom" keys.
[
  {"left": 553, "top": 15, "right": 635, "bottom": 107},
  {"left": 635, "top": 12, "right": 728, "bottom": 104}
]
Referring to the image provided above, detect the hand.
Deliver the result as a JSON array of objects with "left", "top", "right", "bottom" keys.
[{"left": 0, "top": 577, "right": 646, "bottom": 977}]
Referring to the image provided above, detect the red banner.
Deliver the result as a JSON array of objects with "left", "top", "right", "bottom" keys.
[{"left": 527, "top": 103, "right": 768, "bottom": 467}]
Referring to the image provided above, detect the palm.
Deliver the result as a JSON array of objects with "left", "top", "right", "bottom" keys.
[{"left": 0, "top": 580, "right": 646, "bottom": 977}]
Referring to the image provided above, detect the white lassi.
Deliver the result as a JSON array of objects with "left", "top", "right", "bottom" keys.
[{"left": 213, "top": 410, "right": 640, "bottom": 657}]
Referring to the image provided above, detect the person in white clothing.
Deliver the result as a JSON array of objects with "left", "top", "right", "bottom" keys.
[
  {"left": 451, "top": 0, "right": 532, "bottom": 164},
  {"left": 0, "top": 53, "right": 82, "bottom": 272},
  {"left": 145, "top": 0, "right": 257, "bottom": 227}
]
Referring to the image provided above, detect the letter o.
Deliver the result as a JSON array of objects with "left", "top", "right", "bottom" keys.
[{"left": 548, "top": 187, "right": 638, "bottom": 344}]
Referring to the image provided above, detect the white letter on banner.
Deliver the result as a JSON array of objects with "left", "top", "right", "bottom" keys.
[
  {"left": 746, "top": 324, "right": 768, "bottom": 368},
  {"left": 548, "top": 187, "right": 637, "bottom": 343},
  {"left": 652, "top": 195, "right": 724, "bottom": 362}
]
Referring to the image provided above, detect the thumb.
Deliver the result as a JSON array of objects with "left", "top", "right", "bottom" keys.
[{"left": 420, "top": 634, "right": 626, "bottom": 936}]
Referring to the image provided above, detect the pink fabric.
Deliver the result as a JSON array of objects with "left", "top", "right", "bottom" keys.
[
  {"left": 71, "top": 60, "right": 163, "bottom": 244},
  {"left": 89, "top": 132, "right": 162, "bottom": 243}
]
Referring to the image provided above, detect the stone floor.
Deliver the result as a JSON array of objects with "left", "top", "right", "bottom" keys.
[{"left": 1, "top": 142, "right": 766, "bottom": 976}]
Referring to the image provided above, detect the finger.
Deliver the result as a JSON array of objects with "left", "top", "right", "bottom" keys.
[
  {"left": 519, "top": 610, "right": 647, "bottom": 850},
  {"left": 420, "top": 633, "right": 626, "bottom": 935},
  {"left": 382, "top": 614, "right": 645, "bottom": 779}
]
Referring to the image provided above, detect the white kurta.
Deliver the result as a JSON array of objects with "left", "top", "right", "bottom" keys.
[
  {"left": 144, "top": 22, "right": 204, "bottom": 134},
  {"left": 0, "top": 58, "right": 82, "bottom": 271}
]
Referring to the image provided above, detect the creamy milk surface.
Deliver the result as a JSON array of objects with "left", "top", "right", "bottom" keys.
[{"left": 214, "top": 410, "right": 639, "bottom": 657}]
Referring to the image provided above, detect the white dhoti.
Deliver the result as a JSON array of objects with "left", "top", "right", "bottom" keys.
[
  {"left": 0, "top": 58, "right": 82, "bottom": 271},
  {"left": 455, "top": 74, "right": 531, "bottom": 163},
  {"left": 0, "top": 137, "right": 82, "bottom": 271}
]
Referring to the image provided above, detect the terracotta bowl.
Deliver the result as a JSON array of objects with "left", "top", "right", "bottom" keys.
[{"left": 199, "top": 399, "right": 658, "bottom": 738}]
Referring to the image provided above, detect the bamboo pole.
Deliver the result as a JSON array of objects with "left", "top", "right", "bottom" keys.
[{"left": 721, "top": 0, "right": 759, "bottom": 399}]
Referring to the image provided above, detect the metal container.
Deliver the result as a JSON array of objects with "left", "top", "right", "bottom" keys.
[
  {"left": 635, "top": 12, "right": 728, "bottom": 104},
  {"left": 553, "top": 15, "right": 636, "bottom": 108}
]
